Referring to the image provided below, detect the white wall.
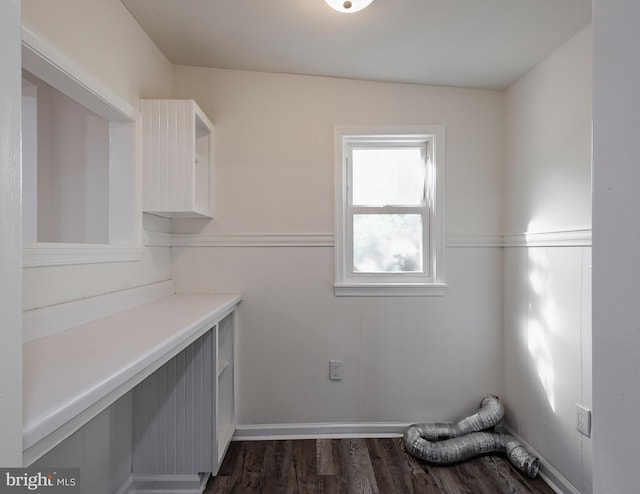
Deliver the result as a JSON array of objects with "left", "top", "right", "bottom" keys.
[
  {"left": 19, "top": 0, "right": 173, "bottom": 487},
  {"left": 172, "top": 67, "right": 504, "bottom": 237},
  {"left": 174, "top": 245, "right": 503, "bottom": 426},
  {"left": 22, "top": 0, "right": 172, "bottom": 105},
  {"left": 504, "top": 26, "right": 592, "bottom": 235},
  {"left": 21, "top": 0, "right": 174, "bottom": 312},
  {"left": 0, "top": 0, "right": 23, "bottom": 468},
  {"left": 592, "top": 1, "right": 640, "bottom": 492},
  {"left": 503, "top": 25, "right": 592, "bottom": 493},
  {"left": 171, "top": 67, "right": 505, "bottom": 426}
]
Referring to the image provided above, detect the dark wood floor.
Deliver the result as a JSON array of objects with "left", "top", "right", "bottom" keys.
[{"left": 204, "top": 438, "right": 555, "bottom": 494}]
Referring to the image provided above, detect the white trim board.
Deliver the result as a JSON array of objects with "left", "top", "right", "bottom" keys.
[
  {"left": 234, "top": 422, "right": 407, "bottom": 441},
  {"left": 503, "top": 229, "right": 592, "bottom": 248},
  {"left": 23, "top": 280, "right": 175, "bottom": 342},
  {"left": 171, "top": 234, "right": 335, "bottom": 248},
  {"left": 22, "top": 24, "right": 136, "bottom": 122},
  {"left": 117, "top": 473, "right": 209, "bottom": 494},
  {"left": 334, "top": 283, "right": 447, "bottom": 297},
  {"left": 446, "top": 235, "right": 505, "bottom": 247},
  {"left": 147, "top": 230, "right": 592, "bottom": 249},
  {"left": 22, "top": 243, "right": 144, "bottom": 268}
]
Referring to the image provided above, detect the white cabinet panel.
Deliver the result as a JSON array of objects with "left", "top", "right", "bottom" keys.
[
  {"left": 141, "top": 99, "right": 214, "bottom": 218},
  {"left": 131, "top": 308, "right": 237, "bottom": 477},
  {"left": 132, "top": 332, "right": 214, "bottom": 475}
]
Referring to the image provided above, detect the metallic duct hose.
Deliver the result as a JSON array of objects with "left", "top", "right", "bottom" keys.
[{"left": 404, "top": 395, "right": 540, "bottom": 478}]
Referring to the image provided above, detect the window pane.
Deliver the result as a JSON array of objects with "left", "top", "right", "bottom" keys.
[
  {"left": 353, "top": 214, "right": 423, "bottom": 273},
  {"left": 352, "top": 148, "right": 425, "bottom": 206}
]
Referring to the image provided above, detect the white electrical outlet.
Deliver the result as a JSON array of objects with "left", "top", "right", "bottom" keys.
[
  {"left": 576, "top": 404, "right": 591, "bottom": 437},
  {"left": 330, "top": 360, "right": 343, "bottom": 381}
]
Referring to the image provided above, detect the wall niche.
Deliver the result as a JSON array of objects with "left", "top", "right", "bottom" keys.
[
  {"left": 21, "top": 27, "right": 141, "bottom": 267},
  {"left": 22, "top": 70, "right": 110, "bottom": 244}
]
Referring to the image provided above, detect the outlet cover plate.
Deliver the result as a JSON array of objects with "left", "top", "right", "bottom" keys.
[
  {"left": 330, "top": 360, "right": 343, "bottom": 381},
  {"left": 576, "top": 403, "right": 591, "bottom": 437}
]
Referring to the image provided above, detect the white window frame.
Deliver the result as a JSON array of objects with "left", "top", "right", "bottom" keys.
[{"left": 334, "top": 126, "right": 446, "bottom": 296}]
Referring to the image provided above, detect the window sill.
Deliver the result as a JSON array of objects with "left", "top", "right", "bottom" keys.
[{"left": 334, "top": 282, "right": 447, "bottom": 297}]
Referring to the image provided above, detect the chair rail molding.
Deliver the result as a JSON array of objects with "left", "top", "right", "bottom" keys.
[
  {"left": 503, "top": 228, "right": 592, "bottom": 248},
  {"left": 170, "top": 233, "right": 336, "bottom": 248},
  {"left": 147, "top": 230, "right": 591, "bottom": 249}
]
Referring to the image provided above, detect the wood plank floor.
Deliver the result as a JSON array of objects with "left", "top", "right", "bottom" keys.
[{"left": 204, "top": 438, "right": 556, "bottom": 494}]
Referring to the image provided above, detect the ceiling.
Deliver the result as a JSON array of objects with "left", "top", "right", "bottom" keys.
[{"left": 122, "top": 0, "right": 591, "bottom": 90}]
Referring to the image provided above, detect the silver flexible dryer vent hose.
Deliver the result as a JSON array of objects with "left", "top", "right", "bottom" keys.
[{"left": 403, "top": 395, "right": 540, "bottom": 478}]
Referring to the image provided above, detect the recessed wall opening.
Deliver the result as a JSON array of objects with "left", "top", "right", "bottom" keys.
[
  {"left": 21, "top": 27, "right": 142, "bottom": 266},
  {"left": 22, "top": 70, "right": 110, "bottom": 244}
]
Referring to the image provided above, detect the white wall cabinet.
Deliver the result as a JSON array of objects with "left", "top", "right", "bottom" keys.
[{"left": 141, "top": 99, "right": 214, "bottom": 218}]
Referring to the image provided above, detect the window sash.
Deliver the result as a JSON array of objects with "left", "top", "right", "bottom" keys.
[
  {"left": 347, "top": 141, "right": 429, "bottom": 205},
  {"left": 345, "top": 141, "right": 432, "bottom": 281},
  {"left": 347, "top": 208, "right": 431, "bottom": 278}
]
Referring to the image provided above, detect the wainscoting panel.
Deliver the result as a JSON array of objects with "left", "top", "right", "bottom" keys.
[
  {"left": 172, "top": 245, "right": 504, "bottom": 426},
  {"left": 503, "top": 244, "right": 592, "bottom": 494},
  {"left": 22, "top": 244, "right": 171, "bottom": 311}
]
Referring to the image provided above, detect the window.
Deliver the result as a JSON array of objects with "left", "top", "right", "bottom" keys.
[{"left": 334, "top": 126, "right": 446, "bottom": 296}]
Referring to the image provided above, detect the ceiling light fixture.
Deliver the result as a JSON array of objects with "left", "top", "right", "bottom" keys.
[{"left": 324, "top": 0, "right": 374, "bottom": 14}]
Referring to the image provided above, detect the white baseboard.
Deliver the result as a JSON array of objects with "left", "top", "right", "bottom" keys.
[
  {"left": 118, "top": 473, "right": 210, "bottom": 494},
  {"left": 234, "top": 422, "right": 408, "bottom": 441},
  {"left": 502, "top": 425, "right": 581, "bottom": 494}
]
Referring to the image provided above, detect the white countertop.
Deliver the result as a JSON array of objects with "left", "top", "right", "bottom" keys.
[{"left": 23, "top": 292, "right": 241, "bottom": 464}]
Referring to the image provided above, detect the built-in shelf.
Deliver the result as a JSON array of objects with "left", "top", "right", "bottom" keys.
[
  {"left": 216, "top": 313, "right": 235, "bottom": 465},
  {"left": 141, "top": 99, "right": 214, "bottom": 219},
  {"left": 23, "top": 291, "right": 241, "bottom": 467}
]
